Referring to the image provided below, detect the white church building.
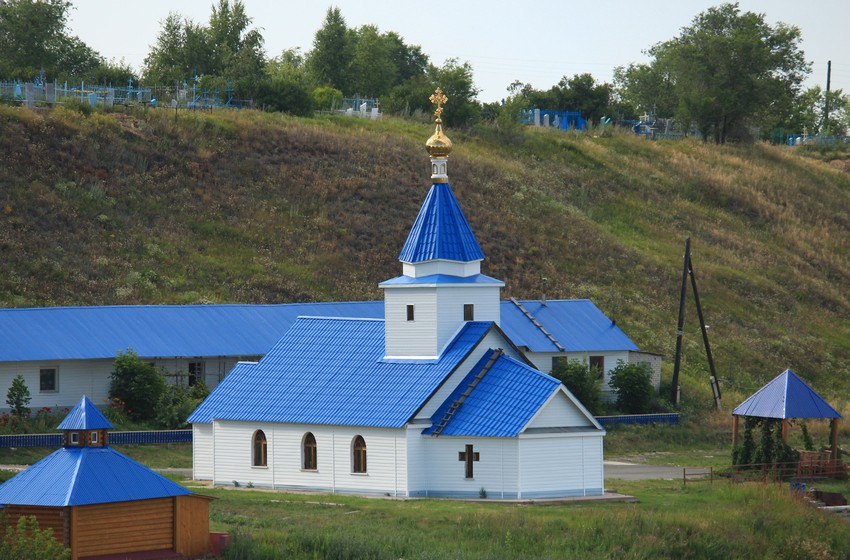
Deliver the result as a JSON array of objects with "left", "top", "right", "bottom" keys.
[{"left": 188, "top": 92, "right": 606, "bottom": 499}]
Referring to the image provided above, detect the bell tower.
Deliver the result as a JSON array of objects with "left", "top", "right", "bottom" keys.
[{"left": 379, "top": 89, "right": 503, "bottom": 359}]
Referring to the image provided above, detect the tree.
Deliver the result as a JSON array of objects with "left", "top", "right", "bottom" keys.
[
  {"left": 347, "top": 25, "right": 396, "bottom": 97},
  {"left": 307, "top": 7, "right": 352, "bottom": 92},
  {"left": 142, "top": 1, "right": 265, "bottom": 98},
  {"left": 428, "top": 58, "right": 480, "bottom": 127},
  {"left": 0, "top": 0, "right": 100, "bottom": 80},
  {"left": 6, "top": 375, "right": 31, "bottom": 419},
  {"left": 613, "top": 62, "right": 678, "bottom": 119},
  {"left": 550, "top": 359, "right": 602, "bottom": 415},
  {"left": 109, "top": 349, "right": 167, "bottom": 423},
  {"left": 624, "top": 3, "right": 810, "bottom": 143},
  {"left": 608, "top": 360, "right": 653, "bottom": 414}
]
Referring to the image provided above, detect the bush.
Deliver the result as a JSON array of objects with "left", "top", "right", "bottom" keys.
[
  {"left": 0, "top": 515, "right": 70, "bottom": 560},
  {"left": 155, "top": 379, "right": 209, "bottom": 429},
  {"left": 109, "top": 349, "right": 167, "bottom": 422},
  {"left": 6, "top": 375, "right": 31, "bottom": 419},
  {"left": 254, "top": 78, "right": 313, "bottom": 115},
  {"left": 550, "top": 359, "right": 602, "bottom": 415},
  {"left": 608, "top": 360, "right": 653, "bottom": 414}
]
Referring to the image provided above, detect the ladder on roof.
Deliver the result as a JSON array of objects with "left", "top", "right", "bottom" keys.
[
  {"left": 510, "top": 297, "right": 566, "bottom": 352},
  {"left": 431, "top": 348, "right": 503, "bottom": 437}
]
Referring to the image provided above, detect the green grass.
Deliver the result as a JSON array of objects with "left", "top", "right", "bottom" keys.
[
  {"left": 202, "top": 479, "right": 850, "bottom": 560},
  {"left": 0, "top": 443, "right": 192, "bottom": 469}
]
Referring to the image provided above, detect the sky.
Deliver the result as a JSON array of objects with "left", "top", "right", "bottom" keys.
[{"left": 67, "top": 0, "right": 848, "bottom": 103}]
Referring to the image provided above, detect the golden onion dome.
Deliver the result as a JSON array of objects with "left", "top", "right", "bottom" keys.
[{"left": 425, "top": 88, "right": 452, "bottom": 158}]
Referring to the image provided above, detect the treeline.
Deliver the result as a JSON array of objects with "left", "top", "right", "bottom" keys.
[{"left": 1, "top": 0, "right": 848, "bottom": 141}]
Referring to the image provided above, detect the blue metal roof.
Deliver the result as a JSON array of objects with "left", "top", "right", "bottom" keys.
[
  {"left": 56, "top": 395, "right": 112, "bottom": 430},
  {"left": 733, "top": 369, "right": 842, "bottom": 419},
  {"left": 0, "top": 300, "right": 638, "bottom": 364},
  {"left": 379, "top": 273, "right": 504, "bottom": 287},
  {"left": 188, "top": 361, "right": 257, "bottom": 423},
  {"left": 398, "top": 182, "right": 484, "bottom": 264},
  {"left": 0, "top": 447, "right": 191, "bottom": 506},
  {"left": 188, "top": 319, "right": 493, "bottom": 427},
  {"left": 423, "top": 350, "right": 562, "bottom": 437},
  {"left": 499, "top": 299, "right": 638, "bottom": 352},
  {"left": 0, "top": 302, "right": 384, "bottom": 361}
]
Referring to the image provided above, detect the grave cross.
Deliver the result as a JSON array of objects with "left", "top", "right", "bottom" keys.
[{"left": 458, "top": 444, "right": 480, "bottom": 479}]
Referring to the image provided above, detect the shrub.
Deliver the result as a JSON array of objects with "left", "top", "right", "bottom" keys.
[
  {"left": 550, "top": 359, "right": 602, "bottom": 415},
  {"left": 608, "top": 360, "right": 653, "bottom": 414},
  {"left": 0, "top": 515, "right": 70, "bottom": 560},
  {"left": 155, "top": 379, "right": 209, "bottom": 429},
  {"left": 109, "top": 349, "right": 167, "bottom": 422},
  {"left": 6, "top": 375, "right": 31, "bottom": 419}
]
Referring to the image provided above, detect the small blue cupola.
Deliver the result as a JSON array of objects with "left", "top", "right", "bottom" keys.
[
  {"left": 380, "top": 89, "right": 503, "bottom": 359},
  {"left": 57, "top": 394, "right": 112, "bottom": 448}
]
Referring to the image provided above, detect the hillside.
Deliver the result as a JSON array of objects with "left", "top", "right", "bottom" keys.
[{"left": 1, "top": 104, "right": 848, "bottom": 406}]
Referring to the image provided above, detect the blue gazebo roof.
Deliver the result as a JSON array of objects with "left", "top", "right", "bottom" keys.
[
  {"left": 57, "top": 395, "right": 112, "bottom": 430},
  {"left": 732, "top": 368, "right": 842, "bottom": 420}
]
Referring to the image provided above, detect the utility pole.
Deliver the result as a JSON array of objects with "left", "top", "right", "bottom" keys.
[
  {"left": 670, "top": 238, "right": 722, "bottom": 410},
  {"left": 824, "top": 61, "right": 832, "bottom": 133},
  {"left": 670, "top": 238, "right": 690, "bottom": 405}
]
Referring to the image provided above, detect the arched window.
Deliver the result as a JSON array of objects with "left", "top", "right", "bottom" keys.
[
  {"left": 252, "top": 430, "right": 267, "bottom": 467},
  {"left": 303, "top": 432, "right": 317, "bottom": 470},
  {"left": 352, "top": 435, "right": 367, "bottom": 473}
]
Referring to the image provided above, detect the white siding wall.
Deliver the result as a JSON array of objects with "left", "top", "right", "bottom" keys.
[
  {"left": 402, "top": 260, "right": 481, "bottom": 278},
  {"left": 417, "top": 436, "right": 518, "bottom": 498},
  {"left": 518, "top": 434, "right": 604, "bottom": 498},
  {"left": 211, "top": 421, "right": 408, "bottom": 496},
  {"left": 527, "top": 350, "right": 632, "bottom": 402},
  {"left": 193, "top": 423, "right": 214, "bottom": 480},
  {"left": 415, "top": 330, "right": 522, "bottom": 421},
  {"left": 384, "top": 288, "right": 438, "bottom": 357},
  {"left": 435, "top": 286, "right": 501, "bottom": 351},
  {"left": 526, "top": 390, "right": 594, "bottom": 429},
  {"left": 212, "top": 420, "right": 276, "bottom": 489},
  {"left": 0, "top": 356, "right": 258, "bottom": 411},
  {"left": 0, "top": 360, "right": 113, "bottom": 409}
]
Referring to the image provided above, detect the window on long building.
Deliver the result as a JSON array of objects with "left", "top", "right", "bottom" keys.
[
  {"left": 589, "top": 356, "right": 605, "bottom": 379},
  {"left": 252, "top": 430, "right": 267, "bottom": 467},
  {"left": 303, "top": 432, "right": 317, "bottom": 470},
  {"left": 352, "top": 435, "right": 367, "bottom": 473}
]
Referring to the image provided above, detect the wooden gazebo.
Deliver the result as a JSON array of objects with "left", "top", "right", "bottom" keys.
[
  {"left": 732, "top": 368, "right": 842, "bottom": 464},
  {"left": 0, "top": 396, "right": 212, "bottom": 559}
]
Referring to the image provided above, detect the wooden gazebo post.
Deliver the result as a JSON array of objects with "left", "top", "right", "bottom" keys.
[
  {"left": 830, "top": 418, "right": 840, "bottom": 464},
  {"left": 732, "top": 415, "right": 739, "bottom": 447}
]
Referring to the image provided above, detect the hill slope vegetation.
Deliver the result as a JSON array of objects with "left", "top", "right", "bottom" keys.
[{"left": 1, "top": 105, "right": 848, "bottom": 405}]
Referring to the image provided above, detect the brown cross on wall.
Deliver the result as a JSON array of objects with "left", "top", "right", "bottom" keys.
[{"left": 458, "top": 444, "right": 479, "bottom": 479}]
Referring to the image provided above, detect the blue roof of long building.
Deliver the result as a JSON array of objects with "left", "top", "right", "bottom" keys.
[
  {"left": 398, "top": 182, "right": 484, "bottom": 264},
  {"left": 500, "top": 299, "right": 638, "bottom": 352},
  {"left": 422, "top": 350, "right": 563, "bottom": 437},
  {"left": 188, "top": 318, "right": 493, "bottom": 427},
  {"left": 0, "top": 302, "right": 384, "bottom": 361},
  {"left": 733, "top": 368, "right": 842, "bottom": 419},
  {"left": 57, "top": 395, "right": 112, "bottom": 430},
  {"left": 0, "top": 300, "right": 638, "bottom": 363},
  {"left": 0, "top": 447, "right": 191, "bottom": 506}
]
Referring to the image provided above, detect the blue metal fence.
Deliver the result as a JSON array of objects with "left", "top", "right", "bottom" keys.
[
  {"left": 596, "top": 413, "right": 680, "bottom": 427},
  {"left": 0, "top": 430, "right": 192, "bottom": 448}
]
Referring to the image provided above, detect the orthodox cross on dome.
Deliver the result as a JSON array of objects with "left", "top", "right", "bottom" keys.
[
  {"left": 429, "top": 87, "right": 448, "bottom": 123},
  {"left": 458, "top": 444, "right": 480, "bottom": 479},
  {"left": 426, "top": 88, "right": 453, "bottom": 178}
]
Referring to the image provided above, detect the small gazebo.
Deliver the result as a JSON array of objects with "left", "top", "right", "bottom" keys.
[
  {"left": 0, "top": 396, "right": 212, "bottom": 559},
  {"left": 732, "top": 368, "right": 842, "bottom": 463}
]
